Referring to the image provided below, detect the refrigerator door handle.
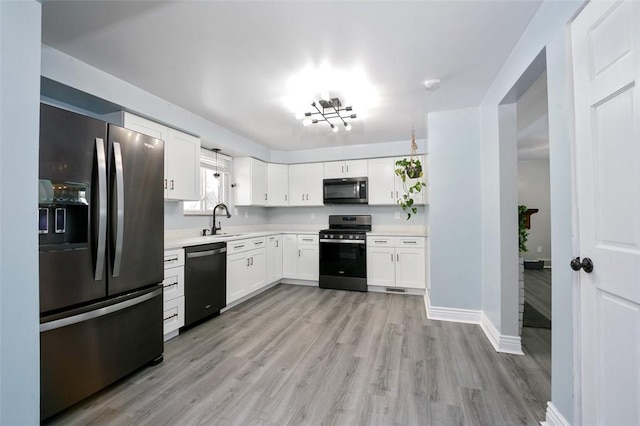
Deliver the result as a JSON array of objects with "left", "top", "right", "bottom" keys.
[
  {"left": 95, "top": 138, "right": 107, "bottom": 281},
  {"left": 39, "top": 287, "right": 163, "bottom": 332},
  {"left": 112, "top": 142, "right": 125, "bottom": 277}
]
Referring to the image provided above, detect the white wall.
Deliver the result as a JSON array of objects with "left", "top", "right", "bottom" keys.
[
  {"left": 0, "top": 1, "right": 41, "bottom": 423},
  {"left": 428, "top": 107, "right": 482, "bottom": 309},
  {"left": 479, "top": 1, "right": 584, "bottom": 422},
  {"left": 518, "top": 159, "right": 551, "bottom": 262}
]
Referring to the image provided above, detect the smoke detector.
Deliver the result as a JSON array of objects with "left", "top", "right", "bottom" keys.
[{"left": 424, "top": 79, "right": 441, "bottom": 91}]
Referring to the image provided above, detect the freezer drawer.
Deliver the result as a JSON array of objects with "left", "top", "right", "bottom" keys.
[{"left": 40, "top": 286, "right": 163, "bottom": 420}]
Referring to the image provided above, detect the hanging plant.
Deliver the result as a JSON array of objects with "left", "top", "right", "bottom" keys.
[
  {"left": 395, "top": 129, "right": 426, "bottom": 220},
  {"left": 518, "top": 204, "right": 529, "bottom": 253}
]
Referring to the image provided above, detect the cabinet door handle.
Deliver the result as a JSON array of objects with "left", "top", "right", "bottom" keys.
[
  {"left": 390, "top": 253, "right": 393, "bottom": 262},
  {"left": 247, "top": 258, "right": 250, "bottom": 267},
  {"left": 346, "top": 165, "right": 349, "bottom": 173},
  {"left": 396, "top": 254, "right": 399, "bottom": 262},
  {"left": 390, "top": 191, "right": 394, "bottom": 199},
  {"left": 374, "top": 240, "right": 388, "bottom": 244},
  {"left": 395, "top": 191, "right": 398, "bottom": 199},
  {"left": 403, "top": 241, "right": 417, "bottom": 244},
  {"left": 234, "top": 244, "right": 245, "bottom": 249},
  {"left": 170, "top": 179, "right": 175, "bottom": 190},
  {"left": 164, "top": 313, "right": 178, "bottom": 322},
  {"left": 265, "top": 193, "right": 267, "bottom": 201},
  {"left": 163, "top": 280, "right": 178, "bottom": 289},
  {"left": 164, "top": 256, "right": 179, "bottom": 263},
  {"left": 298, "top": 250, "right": 301, "bottom": 257},
  {"left": 285, "top": 194, "right": 288, "bottom": 201},
  {"left": 306, "top": 194, "right": 309, "bottom": 201},
  {"left": 302, "top": 194, "right": 304, "bottom": 201},
  {"left": 276, "top": 240, "right": 279, "bottom": 248},
  {"left": 250, "top": 257, "right": 254, "bottom": 266},
  {"left": 164, "top": 178, "right": 168, "bottom": 189}
]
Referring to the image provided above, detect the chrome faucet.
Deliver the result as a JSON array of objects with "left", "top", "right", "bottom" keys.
[{"left": 212, "top": 203, "right": 231, "bottom": 235}]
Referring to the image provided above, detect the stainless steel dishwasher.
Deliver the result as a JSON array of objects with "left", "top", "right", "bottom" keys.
[{"left": 184, "top": 242, "right": 227, "bottom": 327}]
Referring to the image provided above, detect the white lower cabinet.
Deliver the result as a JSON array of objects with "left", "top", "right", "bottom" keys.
[
  {"left": 266, "top": 235, "right": 283, "bottom": 283},
  {"left": 367, "top": 236, "right": 426, "bottom": 289},
  {"left": 283, "top": 234, "right": 319, "bottom": 281},
  {"left": 226, "top": 237, "right": 267, "bottom": 304},
  {"left": 163, "top": 248, "right": 185, "bottom": 339}
]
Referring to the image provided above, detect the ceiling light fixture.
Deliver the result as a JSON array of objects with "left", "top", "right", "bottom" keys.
[{"left": 296, "top": 97, "right": 356, "bottom": 132}]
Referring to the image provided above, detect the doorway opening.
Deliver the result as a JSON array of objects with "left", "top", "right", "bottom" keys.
[{"left": 498, "top": 47, "right": 551, "bottom": 415}]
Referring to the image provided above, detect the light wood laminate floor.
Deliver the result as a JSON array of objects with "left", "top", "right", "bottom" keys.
[{"left": 46, "top": 285, "right": 551, "bottom": 426}]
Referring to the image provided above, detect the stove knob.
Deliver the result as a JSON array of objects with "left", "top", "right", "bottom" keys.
[
  {"left": 349, "top": 235, "right": 354, "bottom": 239},
  {"left": 339, "top": 235, "right": 343, "bottom": 239}
]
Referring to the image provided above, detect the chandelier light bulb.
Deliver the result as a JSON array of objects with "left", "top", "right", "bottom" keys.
[
  {"left": 295, "top": 111, "right": 305, "bottom": 120},
  {"left": 331, "top": 123, "right": 339, "bottom": 133},
  {"left": 344, "top": 123, "right": 352, "bottom": 131}
]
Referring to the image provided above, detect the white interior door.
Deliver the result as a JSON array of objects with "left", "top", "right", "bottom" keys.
[{"left": 572, "top": 1, "right": 640, "bottom": 424}]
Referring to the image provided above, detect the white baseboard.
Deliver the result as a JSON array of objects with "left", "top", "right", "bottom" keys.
[
  {"left": 424, "top": 290, "right": 482, "bottom": 323},
  {"left": 424, "top": 292, "right": 523, "bottom": 355},
  {"left": 480, "top": 313, "right": 523, "bottom": 355},
  {"left": 541, "top": 402, "right": 571, "bottom": 426}
]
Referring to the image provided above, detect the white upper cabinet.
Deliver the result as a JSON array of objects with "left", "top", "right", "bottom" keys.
[
  {"left": 323, "top": 160, "right": 368, "bottom": 178},
  {"left": 288, "top": 163, "right": 324, "bottom": 206},
  {"left": 267, "top": 163, "right": 289, "bottom": 207},
  {"left": 234, "top": 157, "right": 268, "bottom": 206},
  {"left": 166, "top": 129, "right": 200, "bottom": 201},
  {"left": 367, "top": 156, "right": 427, "bottom": 206},
  {"left": 123, "top": 112, "right": 200, "bottom": 201}
]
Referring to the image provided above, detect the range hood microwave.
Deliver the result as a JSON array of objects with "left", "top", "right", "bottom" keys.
[{"left": 323, "top": 177, "right": 368, "bottom": 204}]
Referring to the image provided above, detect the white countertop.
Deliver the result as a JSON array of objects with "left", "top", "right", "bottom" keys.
[{"left": 165, "top": 227, "right": 428, "bottom": 249}]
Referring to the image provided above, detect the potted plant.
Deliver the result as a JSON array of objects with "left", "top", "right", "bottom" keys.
[
  {"left": 395, "top": 129, "right": 426, "bottom": 220},
  {"left": 518, "top": 204, "right": 529, "bottom": 254}
]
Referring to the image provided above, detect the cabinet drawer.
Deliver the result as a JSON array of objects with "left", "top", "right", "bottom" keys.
[
  {"left": 395, "top": 236, "right": 425, "bottom": 248},
  {"left": 163, "top": 249, "right": 185, "bottom": 269},
  {"left": 163, "top": 295, "right": 184, "bottom": 335},
  {"left": 367, "top": 236, "right": 394, "bottom": 246},
  {"left": 162, "top": 265, "right": 184, "bottom": 302},
  {"left": 298, "top": 234, "right": 318, "bottom": 245},
  {"left": 227, "top": 237, "right": 266, "bottom": 255}
]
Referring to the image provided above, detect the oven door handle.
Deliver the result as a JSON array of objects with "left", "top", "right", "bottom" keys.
[{"left": 319, "top": 239, "right": 365, "bottom": 244}]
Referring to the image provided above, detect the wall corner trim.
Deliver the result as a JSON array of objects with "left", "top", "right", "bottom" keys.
[
  {"left": 541, "top": 402, "right": 571, "bottom": 426},
  {"left": 479, "top": 313, "right": 524, "bottom": 355},
  {"left": 424, "top": 294, "right": 524, "bottom": 355}
]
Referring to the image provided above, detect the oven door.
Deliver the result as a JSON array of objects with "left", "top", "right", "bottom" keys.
[{"left": 319, "top": 239, "right": 367, "bottom": 291}]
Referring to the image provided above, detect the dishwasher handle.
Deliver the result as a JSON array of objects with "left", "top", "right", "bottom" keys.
[{"left": 186, "top": 247, "right": 227, "bottom": 258}]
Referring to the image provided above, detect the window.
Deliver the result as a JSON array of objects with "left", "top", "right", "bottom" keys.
[{"left": 183, "top": 149, "right": 231, "bottom": 215}]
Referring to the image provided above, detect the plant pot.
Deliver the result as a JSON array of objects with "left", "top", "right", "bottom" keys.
[{"left": 406, "top": 164, "right": 422, "bottom": 179}]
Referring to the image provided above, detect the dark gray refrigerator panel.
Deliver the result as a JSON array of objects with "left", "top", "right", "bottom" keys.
[
  {"left": 40, "top": 285, "right": 163, "bottom": 420},
  {"left": 39, "top": 104, "right": 108, "bottom": 313},
  {"left": 106, "top": 124, "right": 164, "bottom": 296}
]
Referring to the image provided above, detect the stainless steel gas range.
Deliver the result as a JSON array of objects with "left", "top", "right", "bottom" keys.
[{"left": 319, "top": 215, "right": 371, "bottom": 292}]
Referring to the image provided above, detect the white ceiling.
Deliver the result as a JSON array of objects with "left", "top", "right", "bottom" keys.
[{"left": 41, "top": 1, "right": 543, "bottom": 152}]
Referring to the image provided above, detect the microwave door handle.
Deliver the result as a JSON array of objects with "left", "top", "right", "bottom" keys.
[
  {"left": 112, "top": 142, "right": 125, "bottom": 277},
  {"left": 95, "top": 138, "right": 107, "bottom": 281}
]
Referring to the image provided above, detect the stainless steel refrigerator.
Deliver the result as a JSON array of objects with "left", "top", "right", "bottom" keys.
[{"left": 38, "top": 104, "right": 165, "bottom": 420}]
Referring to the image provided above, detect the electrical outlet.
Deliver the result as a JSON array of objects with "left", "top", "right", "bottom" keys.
[{"left": 537, "top": 246, "right": 542, "bottom": 253}]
